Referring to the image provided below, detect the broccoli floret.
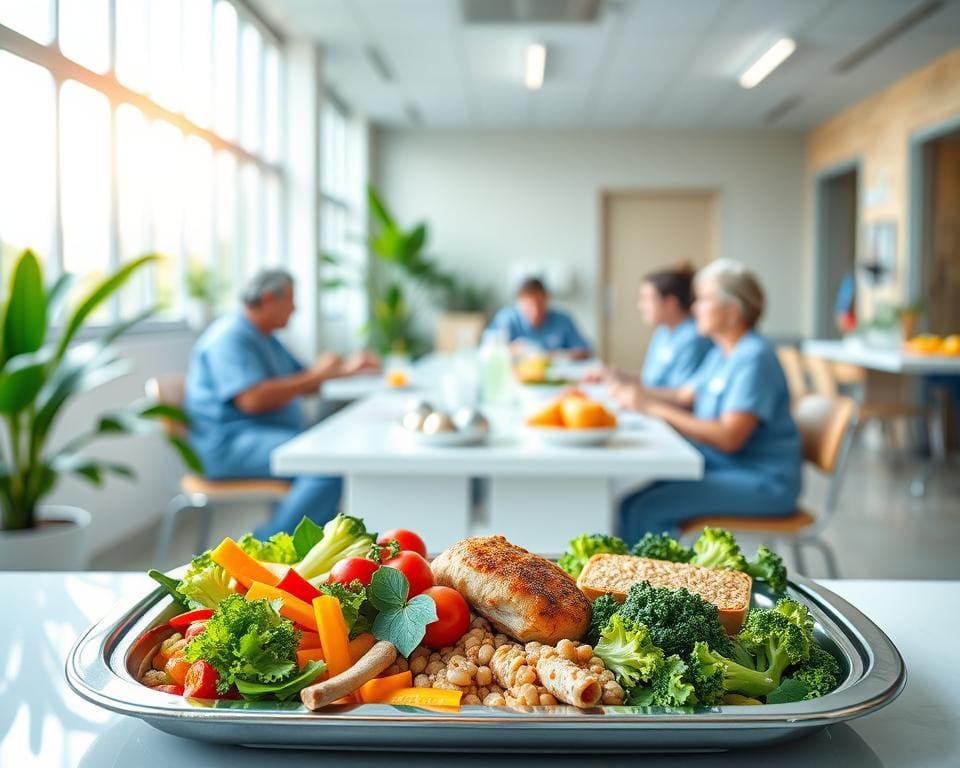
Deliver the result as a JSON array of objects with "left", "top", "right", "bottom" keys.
[
  {"left": 294, "top": 514, "right": 376, "bottom": 581},
  {"left": 791, "top": 643, "right": 842, "bottom": 699},
  {"left": 177, "top": 552, "right": 234, "bottom": 609},
  {"left": 690, "top": 641, "right": 779, "bottom": 699},
  {"left": 594, "top": 615, "right": 664, "bottom": 691},
  {"left": 557, "top": 533, "right": 628, "bottom": 578},
  {"left": 630, "top": 654, "right": 699, "bottom": 707},
  {"left": 746, "top": 545, "right": 789, "bottom": 594},
  {"left": 617, "top": 581, "right": 732, "bottom": 659},
  {"left": 631, "top": 532, "right": 694, "bottom": 563},
  {"left": 587, "top": 594, "right": 621, "bottom": 645},
  {"left": 737, "top": 599, "right": 813, "bottom": 683},
  {"left": 237, "top": 531, "right": 299, "bottom": 564},
  {"left": 689, "top": 527, "right": 748, "bottom": 571},
  {"left": 185, "top": 593, "right": 299, "bottom": 693}
]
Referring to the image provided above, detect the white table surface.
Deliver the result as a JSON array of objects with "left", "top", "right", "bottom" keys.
[
  {"left": 802, "top": 339, "right": 960, "bottom": 374},
  {"left": 4, "top": 573, "right": 956, "bottom": 767}
]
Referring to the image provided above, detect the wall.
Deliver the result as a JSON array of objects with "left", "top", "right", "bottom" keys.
[
  {"left": 806, "top": 49, "right": 960, "bottom": 319},
  {"left": 374, "top": 128, "right": 808, "bottom": 343}
]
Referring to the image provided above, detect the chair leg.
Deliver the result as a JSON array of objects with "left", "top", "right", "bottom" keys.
[
  {"left": 790, "top": 541, "right": 807, "bottom": 576},
  {"left": 195, "top": 503, "right": 214, "bottom": 556},
  {"left": 155, "top": 494, "right": 190, "bottom": 569},
  {"left": 811, "top": 538, "right": 840, "bottom": 579}
]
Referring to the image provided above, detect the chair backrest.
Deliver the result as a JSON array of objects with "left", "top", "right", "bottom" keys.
[
  {"left": 803, "top": 355, "right": 840, "bottom": 398},
  {"left": 776, "top": 345, "right": 808, "bottom": 401},
  {"left": 145, "top": 374, "right": 187, "bottom": 438},
  {"left": 434, "top": 312, "right": 487, "bottom": 354},
  {"left": 793, "top": 393, "right": 857, "bottom": 475}
]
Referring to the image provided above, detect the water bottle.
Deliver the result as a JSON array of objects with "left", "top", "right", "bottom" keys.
[{"left": 480, "top": 328, "right": 511, "bottom": 406}]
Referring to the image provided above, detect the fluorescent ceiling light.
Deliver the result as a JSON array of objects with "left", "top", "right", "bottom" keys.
[
  {"left": 525, "top": 43, "right": 547, "bottom": 90},
  {"left": 739, "top": 38, "right": 796, "bottom": 89}
]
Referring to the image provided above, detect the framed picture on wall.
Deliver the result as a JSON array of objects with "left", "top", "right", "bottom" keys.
[{"left": 859, "top": 220, "right": 897, "bottom": 285}]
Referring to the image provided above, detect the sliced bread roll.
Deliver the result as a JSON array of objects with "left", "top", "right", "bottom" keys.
[{"left": 576, "top": 554, "right": 753, "bottom": 635}]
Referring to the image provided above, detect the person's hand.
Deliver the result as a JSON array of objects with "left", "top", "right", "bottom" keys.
[
  {"left": 339, "top": 350, "right": 381, "bottom": 377},
  {"left": 582, "top": 365, "right": 622, "bottom": 385},
  {"left": 309, "top": 352, "right": 343, "bottom": 383},
  {"left": 609, "top": 381, "right": 648, "bottom": 412}
]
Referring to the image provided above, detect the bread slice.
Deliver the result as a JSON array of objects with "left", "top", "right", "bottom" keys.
[{"left": 576, "top": 554, "right": 752, "bottom": 635}]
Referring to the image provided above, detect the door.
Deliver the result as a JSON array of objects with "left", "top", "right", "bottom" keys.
[
  {"left": 815, "top": 168, "right": 859, "bottom": 339},
  {"left": 923, "top": 131, "right": 960, "bottom": 335},
  {"left": 601, "top": 191, "right": 717, "bottom": 373}
]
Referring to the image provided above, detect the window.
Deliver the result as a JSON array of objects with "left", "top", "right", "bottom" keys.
[{"left": 0, "top": 0, "right": 284, "bottom": 325}]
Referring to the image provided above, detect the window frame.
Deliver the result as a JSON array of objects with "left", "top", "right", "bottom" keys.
[{"left": 0, "top": 0, "right": 286, "bottom": 331}]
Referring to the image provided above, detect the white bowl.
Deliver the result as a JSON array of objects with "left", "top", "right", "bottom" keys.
[
  {"left": 524, "top": 425, "right": 617, "bottom": 446},
  {"left": 408, "top": 429, "right": 487, "bottom": 447}
]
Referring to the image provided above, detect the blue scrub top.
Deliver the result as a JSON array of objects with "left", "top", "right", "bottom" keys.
[
  {"left": 487, "top": 305, "right": 590, "bottom": 352},
  {"left": 641, "top": 317, "right": 712, "bottom": 389},
  {"left": 685, "top": 331, "right": 802, "bottom": 495},
  {"left": 185, "top": 312, "right": 305, "bottom": 475}
]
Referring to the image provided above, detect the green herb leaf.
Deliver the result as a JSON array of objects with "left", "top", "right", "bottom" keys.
[
  {"left": 766, "top": 678, "right": 811, "bottom": 704},
  {"left": 293, "top": 517, "right": 325, "bottom": 560},
  {"left": 235, "top": 660, "right": 327, "bottom": 701},
  {"left": 147, "top": 569, "right": 192, "bottom": 609},
  {"left": 369, "top": 566, "right": 408, "bottom": 611},
  {"left": 318, "top": 580, "right": 376, "bottom": 637},
  {"left": 372, "top": 593, "right": 437, "bottom": 657}
]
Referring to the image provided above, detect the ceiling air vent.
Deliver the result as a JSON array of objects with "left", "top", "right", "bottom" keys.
[
  {"left": 833, "top": 0, "right": 943, "bottom": 74},
  {"left": 461, "top": 0, "right": 601, "bottom": 24}
]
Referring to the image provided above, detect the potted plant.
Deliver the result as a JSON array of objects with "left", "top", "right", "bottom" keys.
[
  {"left": 0, "top": 249, "right": 202, "bottom": 570},
  {"left": 896, "top": 299, "right": 924, "bottom": 341},
  {"left": 185, "top": 262, "right": 216, "bottom": 331}
]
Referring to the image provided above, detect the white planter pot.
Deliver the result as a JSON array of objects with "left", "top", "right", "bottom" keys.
[
  {"left": 0, "top": 505, "right": 92, "bottom": 571},
  {"left": 185, "top": 299, "right": 213, "bottom": 331}
]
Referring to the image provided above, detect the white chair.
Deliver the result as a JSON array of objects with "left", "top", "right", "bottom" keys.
[{"left": 146, "top": 375, "right": 290, "bottom": 568}]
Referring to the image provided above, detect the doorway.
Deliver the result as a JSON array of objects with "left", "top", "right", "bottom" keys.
[
  {"left": 916, "top": 127, "right": 960, "bottom": 335},
  {"left": 600, "top": 190, "right": 717, "bottom": 373},
  {"left": 814, "top": 165, "right": 859, "bottom": 339}
]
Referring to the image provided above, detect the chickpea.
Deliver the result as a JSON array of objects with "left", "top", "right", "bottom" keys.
[
  {"left": 464, "top": 636, "right": 481, "bottom": 650},
  {"left": 425, "top": 660, "right": 444, "bottom": 676},
  {"left": 539, "top": 693, "right": 558, "bottom": 706},
  {"left": 448, "top": 655, "right": 467, "bottom": 669},
  {"left": 477, "top": 644, "right": 494, "bottom": 666},
  {"left": 384, "top": 664, "right": 400, "bottom": 676},
  {"left": 142, "top": 669, "right": 171, "bottom": 686},
  {"left": 477, "top": 686, "right": 490, "bottom": 699},
  {"left": 589, "top": 656, "right": 603, "bottom": 668},
  {"left": 396, "top": 657, "right": 409, "bottom": 672},
  {"left": 589, "top": 664, "right": 604, "bottom": 675},
  {"left": 429, "top": 652, "right": 441, "bottom": 662},
  {"left": 410, "top": 656, "right": 427, "bottom": 674},
  {"left": 483, "top": 693, "right": 506, "bottom": 707},
  {"left": 463, "top": 694, "right": 482, "bottom": 705},
  {"left": 447, "top": 668, "right": 472, "bottom": 687},
  {"left": 520, "top": 684, "right": 540, "bottom": 706},
  {"left": 414, "top": 674, "right": 431, "bottom": 688},
  {"left": 476, "top": 666, "right": 493, "bottom": 687},
  {"left": 576, "top": 644, "right": 594, "bottom": 663},
  {"left": 556, "top": 639, "right": 576, "bottom": 661},
  {"left": 514, "top": 665, "right": 536, "bottom": 686}
]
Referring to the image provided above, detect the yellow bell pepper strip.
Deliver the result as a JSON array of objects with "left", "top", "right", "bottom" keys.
[
  {"left": 211, "top": 538, "right": 279, "bottom": 589},
  {"left": 356, "top": 671, "right": 413, "bottom": 704},
  {"left": 245, "top": 581, "right": 318, "bottom": 632},
  {"left": 313, "top": 595, "right": 352, "bottom": 678},
  {"left": 348, "top": 633, "right": 376, "bottom": 663},
  {"left": 381, "top": 687, "right": 463, "bottom": 710}
]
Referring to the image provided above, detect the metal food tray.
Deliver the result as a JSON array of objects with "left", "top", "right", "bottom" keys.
[{"left": 66, "top": 575, "right": 905, "bottom": 752}]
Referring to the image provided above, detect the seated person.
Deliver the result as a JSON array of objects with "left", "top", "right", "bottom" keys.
[
  {"left": 487, "top": 277, "right": 591, "bottom": 360},
  {"left": 185, "top": 269, "right": 379, "bottom": 538},
  {"left": 586, "top": 264, "right": 712, "bottom": 388},
  {"left": 611, "top": 259, "right": 802, "bottom": 541}
]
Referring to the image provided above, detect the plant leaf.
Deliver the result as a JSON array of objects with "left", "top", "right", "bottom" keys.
[
  {"left": 367, "top": 184, "right": 396, "bottom": 229},
  {"left": 0, "top": 348, "right": 53, "bottom": 413},
  {"left": 169, "top": 435, "right": 204, "bottom": 473},
  {"left": 2, "top": 249, "right": 47, "bottom": 364},
  {"left": 54, "top": 254, "right": 157, "bottom": 363},
  {"left": 137, "top": 402, "right": 190, "bottom": 425},
  {"left": 293, "top": 517, "right": 324, "bottom": 560},
  {"left": 46, "top": 273, "right": 75, "bottom": 321},
  {"left": 371, "top": 593, "right": 437, "bottom": 657},
  {"left": 368, "top": 566, "right": 408, "bottom": 611}
]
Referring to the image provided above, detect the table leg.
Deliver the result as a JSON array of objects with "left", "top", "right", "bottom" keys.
[
  {"left": 486, "top": 477, "right": 612, "bottom": 555},
  {"left": 347, "top": 474, "right": 471, "bottom": 551},
  {"left": 911, "top": 386, "right": 949, "bottom": 498}
]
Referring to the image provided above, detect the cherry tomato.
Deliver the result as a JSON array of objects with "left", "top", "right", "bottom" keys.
[
  {"left": 421, "top": 586, "right": 471, "bottom": 649},
  {"left": 377, "top": 529, "right": 427, "bottom": 558},
  {"left": 184, "top": 622, "right": 207, "bottom": 640},
  {"left": 151, "top": 684, "right": 185, "bottom": 695},
  {"left": 382, "top": 551, "right": 433, "bottom": 597},
  {"left": 183, "top": 660, "right": 220, "bottom": 699},
  {"left": 327, "top": 557, "right": 379, "bottom": 588}
]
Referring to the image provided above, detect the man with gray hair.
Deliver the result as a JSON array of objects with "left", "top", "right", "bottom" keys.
[{"left": 185, "top": 269, "right": 378, "bottom": 537}]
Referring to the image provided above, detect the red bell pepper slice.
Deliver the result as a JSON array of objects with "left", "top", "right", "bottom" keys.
[
  {"left": 274, "top": 568, "right": 322, "bottom": 604},
  {"left": 169, "top": 608, "right": 214, "bottom": 629}
]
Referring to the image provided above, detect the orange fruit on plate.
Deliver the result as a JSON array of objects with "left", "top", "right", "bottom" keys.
[
  {"left": 560, "top": 396, "right": 616, "bottom": 429},
  {"left": 527, "top": 400, "right": 565, "bottom": 427}
]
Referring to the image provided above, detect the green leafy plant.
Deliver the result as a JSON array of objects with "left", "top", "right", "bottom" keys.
[
  {"left": 368, "top": 565, "right": 437, "bottom": 657},
  {"left": 0, "top": 249, "right": 202, "bottom": 532},
  {"left": 186, "top": 262, "right": 215, "bottom": 303}
]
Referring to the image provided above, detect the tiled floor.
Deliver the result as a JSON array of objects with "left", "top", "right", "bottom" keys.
[{"left": 92, "top": 446, "right": 960, "bottom": 580}]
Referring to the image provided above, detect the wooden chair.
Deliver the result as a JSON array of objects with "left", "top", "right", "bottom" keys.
[
  {"left": 146, "top": 375, "right": 291, "bottom": 568},
  {"left": 680, "top": 394, "right": 858, "bottom": 578},
  {"left": 776, "top": 345, "right": 809, "bottom": 402}
]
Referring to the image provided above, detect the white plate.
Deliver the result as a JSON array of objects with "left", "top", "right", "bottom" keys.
[
  {"left": 407, "top": 429, "right": 487, "bottom": 447},
  {"left": 524, "top": 425, "right": 617, "bottom": 446}
]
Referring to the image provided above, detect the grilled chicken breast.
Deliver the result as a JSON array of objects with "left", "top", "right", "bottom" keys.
[{"left": 431, "top": 536, "right": 591, "bottom": 644}]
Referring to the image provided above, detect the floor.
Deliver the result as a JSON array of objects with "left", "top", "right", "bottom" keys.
[{"left": 91, "top": 444, "right": 960, "bottom": 580}]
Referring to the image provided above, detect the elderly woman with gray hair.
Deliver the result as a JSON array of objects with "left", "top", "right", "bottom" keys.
[
  {"left": 611, "top": 259, "right": 802, "bottom": 540},
  {"left": 184, "top": 269, "right": 379, "bottom": 538}
]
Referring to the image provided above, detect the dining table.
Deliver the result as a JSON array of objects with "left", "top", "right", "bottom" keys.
[
  {"left": 4, "top": 571, "right": 955, "bottom": 768},
  {"left": 272, "top": 355, "right": 703, "bottom": 553}
]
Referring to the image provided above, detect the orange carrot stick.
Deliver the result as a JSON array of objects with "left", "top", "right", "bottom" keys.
[
  {"left": 299, "top": 631, "right": 322, "bottom": 651},
  {"left": 348, "top": 633, "right": 376, "bottom": 663},
  {"left": 245, "top": 581, "right": 318, "bottom": 631},
  {"left": 313, "top": 595, "right": 352, "bottom": 678},
  {"left": 356, "top": 671, "right": 413, "bottom": 704},
  {"left": 210, "top": 538, "right": 279, "bottom": 589}
]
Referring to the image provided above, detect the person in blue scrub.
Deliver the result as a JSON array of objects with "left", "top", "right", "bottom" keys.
[
  {"left": 611, "top": 259, "right": 802, "bottom": 540},
  {"left": 487, "top": 277, "right": 591, "bottom": 359},
  {"left": 587, "top": 265, "right": 711, "bottom": 388},
  {"left": 184, "top": 269, "right": 379, "bottom": 538}
]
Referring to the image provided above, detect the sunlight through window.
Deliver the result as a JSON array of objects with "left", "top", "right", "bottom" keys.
[
  {"left": 214, "top": 1, "right": 238, "bottom": 140},
  {"left": 0, "top": 0, "right": 54, "bottom": 44},
  {"left": 115, "top": 0, "right": 149, "bottom": 92},
  {"left": 149, "top": 0, "right": 183, "bottom": 112},
  {"left": 59, "top": 0, "right": 110, "bottom": 74}
]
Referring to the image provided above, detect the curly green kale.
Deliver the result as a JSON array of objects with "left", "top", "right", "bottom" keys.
[
  {"left": 689, "top": 527, "right": 748, "bottom": 571},
  {"left": 594, "top": 615, "right": 664, "bottom": 691},
  {"left": 587, "top": 594, "right": 621, "bottom": 645},
  {"left": 745, "top": 545, "right": 788, "bottom": 594},
  {"left": 631, "top": 532, "right": 694, "bottom": 563},
  {"left": 617, "top": 581, "right": 732, "bottom": 659},
  {"left": 184, "top": 594, "right": 299, "bottom": 694},
  {"left": 557, "top": 533, "right": 629, "bottom": 578},
  {"left": 177, "top": 552, "right": 234, "bottom": 609},
  {"left": 237, "top": 531, "right": 299, "bottom": 564}
]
